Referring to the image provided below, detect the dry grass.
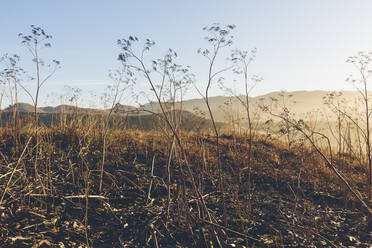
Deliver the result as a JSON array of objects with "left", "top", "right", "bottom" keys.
[{"left": 0, "top": 122, "right": 370, "bottom": 247}]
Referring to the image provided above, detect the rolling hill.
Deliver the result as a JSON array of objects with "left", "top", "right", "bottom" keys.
[
  {"left": 1, "top": 90, "right": 368, "bottom": 127},
  {"left": 140, "top": 90, "right": 367, "bottom": 123}
]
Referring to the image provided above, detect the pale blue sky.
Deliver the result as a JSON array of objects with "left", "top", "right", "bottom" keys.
[{"left": 1, "top": 1, "right": 372, "bottom": 107}]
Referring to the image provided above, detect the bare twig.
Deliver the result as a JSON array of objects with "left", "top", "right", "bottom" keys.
[{"left": 0, "top": 136, "right": 32, "bottom": 206}]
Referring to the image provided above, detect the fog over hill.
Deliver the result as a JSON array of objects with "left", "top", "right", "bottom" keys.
[{"left": 141, "top": 90, "right": 368, "bottom": 122}]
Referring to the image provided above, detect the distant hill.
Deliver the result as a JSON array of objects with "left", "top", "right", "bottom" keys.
[
  {"left": 1, "top": 103, "right": 225, "bottom": 132},
  {"left": 2, "top": 90, "right": 368, "bottom": 125},
  {"left": 40, "top": 105, "right": 104, "bottom": 114},
  {"left": 122, "top": 109, "right": 226, "bottom": 132},
  {"left": 4, "top": 103, "right": 105, "bottom": 114},
  {"left": 112, "top": 103, "right": 140, "bottom": 114},
  {"left": 4, "top": 103, "right": 45, "bottom": 113},
  {"left": 141, "top": 90, "right": 368, "bottom": 122}
]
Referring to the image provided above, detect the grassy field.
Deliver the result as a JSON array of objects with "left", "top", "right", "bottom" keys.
[{"left": 0, "top": 120, "right": 370, "bottom": 247}]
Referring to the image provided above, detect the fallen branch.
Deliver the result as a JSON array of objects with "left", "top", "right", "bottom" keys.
[
  {"left": 0, "top": 168, "right": 22, "bottom": 180},
  {"left": 200, "top": 218, "right": 261, "bottom": 243},
  {"left": 280, "top": 221, "right": 337, "bottom": 248},
  {"left": 64, "top": 195, "right": 108, "bottom": 200},
  {"left": 28, "top": 194, "right": 108, "bottom": 200},
  {"left": 0, "top": 136, "right": 32, "bottom": 206}
]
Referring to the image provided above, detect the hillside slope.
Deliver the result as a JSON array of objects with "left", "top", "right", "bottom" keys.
[
  {"left": 0, "top": 129, "right": 370, "bottom": 247},
  {"left": 3, "top": 90, "right": 367, "bottom": 123},
  {"left": 140, "top": 90, "right": 368, "bottom": 122}
]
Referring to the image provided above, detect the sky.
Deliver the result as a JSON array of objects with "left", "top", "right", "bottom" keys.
[{"left": 1, "top": 0, "right": 372, "bottom": 107}]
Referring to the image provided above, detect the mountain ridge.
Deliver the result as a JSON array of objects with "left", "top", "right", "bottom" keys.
[{"left": 2, "top": 90, "right": 368, "bottom": 122}]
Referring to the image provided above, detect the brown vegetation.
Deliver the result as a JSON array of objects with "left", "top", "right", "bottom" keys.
[{"left": 0, "top": 122, "right": 370, "bottom": 247}]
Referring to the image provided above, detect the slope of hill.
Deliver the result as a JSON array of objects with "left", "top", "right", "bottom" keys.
[
  {"left": 3, "top": 103, "right": 45, "bottom": 113},
  {"left": 112, "top": 103, "right": 139, "bottom": 113},
  {"left": 0, "top": 128, "right": 370, "bottom": 247},
  {"left": 1, "top": 105, "right": 226, "bottom": 132},
  {"left": 40, "top": 105, "right": 105, "bottom": 114},
  {"left": 144, "top": 90, "right": 369, "bottom": 122},
  {"left": 2, "top": 90, "right": 367, "bottom": 124},
  {"left": 122, "top": 109, "right": 226, "bottom": 131}
]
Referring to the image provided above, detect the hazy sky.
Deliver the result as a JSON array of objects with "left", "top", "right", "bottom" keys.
[{"left": 1, "top": 1, "right": 372, "bottom": 107}]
